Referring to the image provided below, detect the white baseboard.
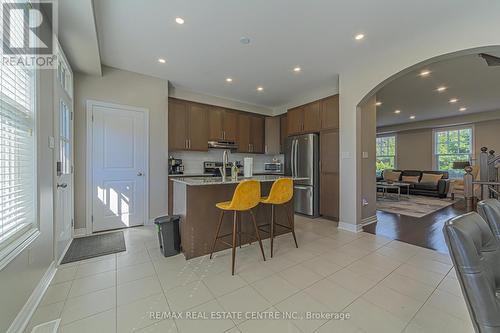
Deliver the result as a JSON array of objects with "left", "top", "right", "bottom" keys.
[
  {"left": 145, "top": 218, "right": 154, "bottom": 226},
  {"left": 73, "top": 228, "right": 87, "bottom": 238},
  {"left": 338, "top": 222, "right": 364, "bottom": 233},
  {"left": 57, "top": 239, "right": 73, "bottom": 266},
  {"left": 7, "top": 261, "right": 57, "bottom": 333},
  {"left": 361, "top": 215, "right": 378, "bottom": 227}
]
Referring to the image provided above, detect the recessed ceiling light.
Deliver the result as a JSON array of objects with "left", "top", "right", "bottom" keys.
[
  {"left": 419, "top": 70, "right": 431, "bottom": 77},
  {"left": 394, "top": 110, "right": 401, "bottom": 114},
  {"left": 375, "top": 101, "right": 382, "bottom": 106},
  {"left": 158, "top": 58, "right": 166, "bottom": 63},
  {"left": 459, "top": 107, "right": 467, "bottom": 112},
  {"left": 293, "top": 67, "right": 301, "bottom": 72},
  {"left": 410, "top": 115, "right": 416, "bottom": 119},
  {"left": 355, "top": 33, "right": 365, "bottom": 40},
  {"left": 436, "top": 86, "right": 447, "bottom": 92},
  {"left": 175, "top": 17, "right": 185, "bottom": 24},
  {"left": 257, "top": 86, "right": 264, "bottom": 91},
  {"left": 225, "top": 78, "right": 232, "bottom": 82},
  {"left": 240, "top": 37, "right": 251, "bottom": 45},
  {"left": 449, "top": 98, "right": 458, "bottom": 103}
]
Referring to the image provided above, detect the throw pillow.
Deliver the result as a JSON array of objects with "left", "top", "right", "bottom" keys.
[
  {"left": 420, "top": 173, "right": 443, "bottom": 185},
  {"left": 384, "top": 170, "right": 401, "bottom": 182},
  {"left": 402, "top": 175, "right": 420, "bottom": 184}
]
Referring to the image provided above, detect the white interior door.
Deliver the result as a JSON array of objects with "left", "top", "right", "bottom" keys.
[{"left": 91, "top": 103, "right": 148, "bottom": 232}]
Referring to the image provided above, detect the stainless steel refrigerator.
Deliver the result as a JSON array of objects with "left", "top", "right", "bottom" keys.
[{"left": 285, "top": 133, "right": 319, "bottom": 217}]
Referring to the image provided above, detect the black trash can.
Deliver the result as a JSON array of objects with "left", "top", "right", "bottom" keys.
[{"left": 154, "top": 215, "right": 181, "bottom": 257}]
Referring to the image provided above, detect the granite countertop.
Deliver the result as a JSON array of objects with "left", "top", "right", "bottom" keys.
[
  {"left": 168, "top": 172, "right": 284, "bottom": 178},
  {"left": 171, "top": 175, "right": 305, "bottom": 186}
]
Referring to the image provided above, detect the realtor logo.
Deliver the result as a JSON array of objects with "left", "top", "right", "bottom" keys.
[{"left": 2, "top": 0, "right": 57, "bottom": 68}]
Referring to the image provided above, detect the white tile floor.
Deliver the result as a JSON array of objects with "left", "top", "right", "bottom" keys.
[{"left": 26, "top": 215, "right": 474, "bottom": 333}]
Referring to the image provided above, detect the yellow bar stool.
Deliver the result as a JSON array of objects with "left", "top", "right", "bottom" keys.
[
  {"left": 259, "top": 178, "right": 298, "bottom": 257},
  {"left": 210, "top": 180, "right": 266, "bottom": 275}
]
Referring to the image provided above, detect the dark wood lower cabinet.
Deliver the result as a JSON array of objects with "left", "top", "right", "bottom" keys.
[{"left": 320, "top": 172, "right": 339, "bottom": 220}]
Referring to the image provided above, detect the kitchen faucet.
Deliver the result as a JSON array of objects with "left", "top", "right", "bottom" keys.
[{"left": 219, "top": 149, "right": 229, "bottom": 181}]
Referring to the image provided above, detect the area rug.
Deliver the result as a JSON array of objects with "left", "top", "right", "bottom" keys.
[
  {"left": 61, "top": 231, "right": 126, "bottom": 264},
  {"left": 376, "top": 195, "right": 455, "bottom": 218}
]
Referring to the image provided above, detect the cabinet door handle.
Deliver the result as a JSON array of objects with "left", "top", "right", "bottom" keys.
[
  {"left": 185, "top": 139, "right": 188, "bottom": 149},
  {"left": 189, "top": 139, "right": 191, "bottom": 149}
]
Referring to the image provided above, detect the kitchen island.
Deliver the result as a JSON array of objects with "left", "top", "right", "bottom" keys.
[{"left": 171, "top": 175, "right": 301, "bottom": 259}]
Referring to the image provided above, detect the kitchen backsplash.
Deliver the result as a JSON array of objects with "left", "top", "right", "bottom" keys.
[{"left": 171, "top": 150, "right": 284, "bottom": 174}]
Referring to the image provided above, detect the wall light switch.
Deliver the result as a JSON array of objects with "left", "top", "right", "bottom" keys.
[
  {"left": 362, "top": 198, "right": 369, "bottom": 206},
  {"left": 48, "top": 136, "right": 55, "bottom": 149},
  {"left": 362, "top": 152, "right": 369, "bottom": 158}
]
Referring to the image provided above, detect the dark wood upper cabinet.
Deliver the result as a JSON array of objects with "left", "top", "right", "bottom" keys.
[
  {"left": 168, "top": 99, "right": 188, "bottom": 151},
  {"left": 303, "top": 101, "right": 321, "bottom": 133},
  {"left": 280, "top": 114, "right": 288, "bottom": 153},
  {"left": 251, "top": 116, "right": 265, "bottom": 153},
  {"left": 168, "top": 98, "right": 208, "bottom": 151},
  {"left": 265, "top": 117, "right": 281, "bottom": 155},
  {"left": 287, "top": 106, "right": 303, "bottom": 135},
  {"left": 237, "top": 113, "right": 251, "bottom": 153},
  {"left": 320, "top": 94, "right": 339, "bottom": 130},
  {"left": 208, "top": 107, "right": 238, "bottom": 141},
  {"left": 187, "top": 103, "right": 208, "bottom": 151},
  {"left": 223, "top": 110, "right": 238, "bottom": 141},
  {"left": 169, "top": 98, "right": 266, "bottom": 154},
  {"left": 207, "top": 107, "right": 223, "bottom": 140}
]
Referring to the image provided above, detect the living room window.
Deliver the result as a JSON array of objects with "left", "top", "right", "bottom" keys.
[
  {"left": 376, "top": 135, "right": 396, "bottom": 173},
  {"left": 0, "top": 1, "right": 39, "bottom": 268},
  {"left": 434, "top": 126, "right": 473, "bottom": 179}
]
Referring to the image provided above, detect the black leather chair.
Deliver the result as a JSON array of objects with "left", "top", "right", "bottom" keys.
[
  {"left": 443, "top": 212, "right": 500, "bottom": 333},
  {"left": 478, "top": 199, "right": 500, "bottom": 240}
]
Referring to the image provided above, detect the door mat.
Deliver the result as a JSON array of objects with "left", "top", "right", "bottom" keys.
[{"left": 61, "top": 231, "right": 126, "bottom": 264}]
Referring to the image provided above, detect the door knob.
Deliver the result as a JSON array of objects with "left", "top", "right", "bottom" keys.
[
  {"left": 57, "top": 183, "right": 68, "bottom": 189},
  {"left": 137, "top": 172, "right": 144, "bottom": 176}
]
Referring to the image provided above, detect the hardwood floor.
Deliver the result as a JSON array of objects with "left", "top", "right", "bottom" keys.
[{"left": 363, "top": 199, "right": 468, "bottom": 253}]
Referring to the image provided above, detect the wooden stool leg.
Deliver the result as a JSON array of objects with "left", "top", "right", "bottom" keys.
[
  {"left": 238, "top": 213, "right": 242, "bottom": 248},
  {"left": 210, "top": 211, "right": 224, "bottom": 259},
  {"left": 285, "top": 205, "right": 298, "bottom": 248},
  {"left": 270, "top": 205, "right": 275, "bottom": 258},
  {"left": 250, "top": 209, "right": 266, "bottom": 261},
  {"left": 232, "top": 211, "right": 237, "bottom": 275}
]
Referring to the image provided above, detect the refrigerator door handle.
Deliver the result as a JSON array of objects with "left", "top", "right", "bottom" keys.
[
  {"left": 294, "top": 138, "right": 299, "bottom": 178},
  {"left": 293, "top": 139, "right": 297, "bottom": 178},
  {"left": 291, "top": 139, "right": 295, "bottom": 177}
]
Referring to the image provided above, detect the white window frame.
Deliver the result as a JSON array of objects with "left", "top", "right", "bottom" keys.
[
  {"left": 376, "top": 134, "right": 397, "bottom": 171},
  {"left": 432, "top": 125, "right": 474, "bottom": 179},
  {"left": 0, "top": 0, "right": 40, "bottom": 269}
]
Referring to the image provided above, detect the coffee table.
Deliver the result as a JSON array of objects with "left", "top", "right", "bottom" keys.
[{"left": 376, "top": 182, "right": 411, "bottom": 201}]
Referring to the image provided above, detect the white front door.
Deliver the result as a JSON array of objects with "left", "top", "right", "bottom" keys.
[
  {"left": 54, "top": 46, "right": 74, "bottom": 262},
  {"left": 90, "top": 102, "right": 148, "bottom": 232}
]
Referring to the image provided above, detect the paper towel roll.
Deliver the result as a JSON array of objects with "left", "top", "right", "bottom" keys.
[{"left": 244, "top": 158, "right": 253, "bottom": 178}]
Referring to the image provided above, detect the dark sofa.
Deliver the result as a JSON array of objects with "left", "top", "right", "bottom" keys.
[{"left": 376, "top": 170, "right": 450, "bottom": 198}]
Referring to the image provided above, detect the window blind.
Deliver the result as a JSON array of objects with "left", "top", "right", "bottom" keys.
[{"left": 0, "top": 0, "right": 36, "bottom": 249}]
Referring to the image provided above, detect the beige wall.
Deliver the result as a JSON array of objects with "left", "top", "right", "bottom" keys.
[
  {"left": 360, "top": 97, "right": 377, "bottom": 220},
  {"left": 0, "top": 58, "right": 55, "bottom": 331},
  {"left": 396, "top": 129, "right": 433, "bottom": 170},
  {"left": 475, "top": 119, "right": 500, "bottom": 159},
  {"left": 378, "top": 117, "right": 500, "bottom": 171},
  {"left": 74, "top": 66, "right": 169, "bottom": 230}
]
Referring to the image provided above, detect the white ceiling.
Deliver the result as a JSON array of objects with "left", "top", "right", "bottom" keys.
[
  {"left": 91, "top": 0, "right": 486, "bottom": 108},
  {"left": 376, "top": 51, "right": 500, "bottom": 127}
]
